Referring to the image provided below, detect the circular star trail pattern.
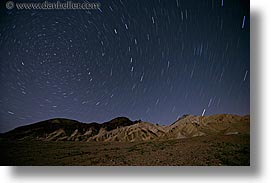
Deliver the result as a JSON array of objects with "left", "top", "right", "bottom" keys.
[{"left": 0, "top": 0, "right": 250, "bottom": 132}]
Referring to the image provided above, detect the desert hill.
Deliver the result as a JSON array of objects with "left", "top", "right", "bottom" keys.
[
  {"left": 1, "top": 117, "right": 138, "bottom": 141},
  {"left": 164, "top": 114, "right": 250, "bottom": 139},
  {"left": 0, "top": 114, "right": 249, "bottom": 142}
]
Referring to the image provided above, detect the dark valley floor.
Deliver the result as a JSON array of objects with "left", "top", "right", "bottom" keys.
[{"left": 0, "top": 134, "right": 249, "bottom": 166}]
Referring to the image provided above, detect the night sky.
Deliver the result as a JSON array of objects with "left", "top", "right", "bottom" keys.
[{"left": 0, "top": 0, "right": 250, "bottom": 132}]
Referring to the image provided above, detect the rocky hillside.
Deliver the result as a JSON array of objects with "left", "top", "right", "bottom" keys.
[
  {"left": 164, "top": 114, "right": 250, "bottom": 139},
  {"left": 1, "top": 117, "right": 138, "bottom": 141},
  {"left": 0, "top": 114, "right": 249, "bottom": 142}
]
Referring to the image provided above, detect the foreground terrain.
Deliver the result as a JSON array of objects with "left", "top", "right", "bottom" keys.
[{"left": 0, "top": 134, "right": 249, "bottom": 166}]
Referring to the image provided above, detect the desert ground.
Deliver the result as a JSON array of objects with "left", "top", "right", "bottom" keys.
[{"left": 0, "top": 134, "right": 249, "bottom": 166}]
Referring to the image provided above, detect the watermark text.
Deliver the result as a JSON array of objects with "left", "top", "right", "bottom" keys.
[{"left": 6, "top": 1, "right": 101, "bottom": 10}]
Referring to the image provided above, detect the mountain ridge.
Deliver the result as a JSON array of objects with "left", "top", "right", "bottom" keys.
[{"left": 0, "top": 114, "right": 250, "bottom": 142}]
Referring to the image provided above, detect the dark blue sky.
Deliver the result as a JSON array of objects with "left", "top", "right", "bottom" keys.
[{"left": 0, "top": 0, "right": 250, "bottom": 132}]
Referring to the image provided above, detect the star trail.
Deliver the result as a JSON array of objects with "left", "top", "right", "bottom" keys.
[{"left": 0, "top": 0, "right": 250, "bottom": 132}]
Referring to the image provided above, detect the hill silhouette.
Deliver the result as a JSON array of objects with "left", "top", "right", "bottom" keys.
[{"left": 0, "top": 114, "right": 249, "bottom": 142}]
